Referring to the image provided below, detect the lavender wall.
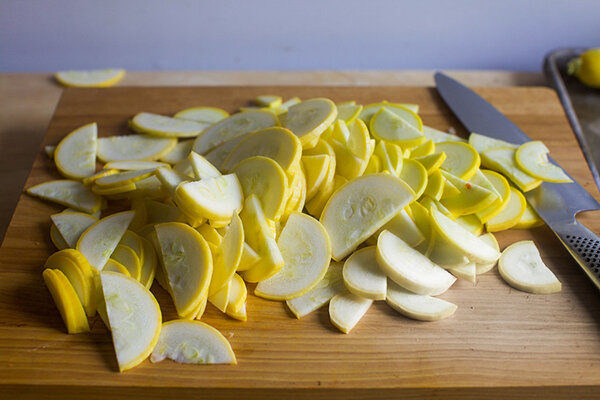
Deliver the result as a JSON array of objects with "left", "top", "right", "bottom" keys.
[{"left": 1, "top": 0, "right": 598, "bottom": 72}]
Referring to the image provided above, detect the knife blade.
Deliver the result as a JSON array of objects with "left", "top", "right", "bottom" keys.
[{"left": 434, "top": 72, "right": 600, "bottom": 290}]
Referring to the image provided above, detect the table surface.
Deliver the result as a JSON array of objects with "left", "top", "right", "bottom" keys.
[
  {"left": 5, "top": 79, "right": 600, "bottom": 400},
  {"left": 7, "top": 70, "right": 600, "bottom": 399},
  {"left": 4, "top": 71, "right": 574, "bottom": 400},
  {"left": 0, "top": 70, "right": 546, "bottom": 246}
]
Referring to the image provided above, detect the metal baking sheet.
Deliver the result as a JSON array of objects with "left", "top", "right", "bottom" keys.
[{"left": 544, "top": 47, "right": 600, "bottom": 190}]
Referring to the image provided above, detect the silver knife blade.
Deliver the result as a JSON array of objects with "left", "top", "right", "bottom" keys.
[
  {"left": 435, "top": 72, "right": 530, "bottom": 145},
  {"left": 435, "top": 72, "right": 600, "bottom": 289}
]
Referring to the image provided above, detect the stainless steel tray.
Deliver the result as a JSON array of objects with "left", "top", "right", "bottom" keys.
[{"left": 544, "top": 48, "right": 600, "bottom": 190}]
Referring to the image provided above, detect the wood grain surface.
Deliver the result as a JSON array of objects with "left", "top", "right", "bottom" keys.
[{"left": 1, "top": 86, "right": 599, "bottom": 399}]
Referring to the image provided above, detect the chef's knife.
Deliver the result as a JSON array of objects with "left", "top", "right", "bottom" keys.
[{"left": 434, "top": 72, "right": 600, "bottom": 290}]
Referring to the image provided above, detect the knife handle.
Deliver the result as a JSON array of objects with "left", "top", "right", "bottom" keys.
[{"left": 554, "top": 220, "right": 600, "bottom": 291}]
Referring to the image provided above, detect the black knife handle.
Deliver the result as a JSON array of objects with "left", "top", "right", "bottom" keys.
[{"left": 553, "top": 220, "right": 600, "bottom": 291}]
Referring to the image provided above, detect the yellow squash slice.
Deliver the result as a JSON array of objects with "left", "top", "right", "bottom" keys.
[
  {"left": 155, "top": 222, "right": 213, "bottom": 317},
  {"left": 203, "top": 134, "right": 250, "bottom": 169},
  {"left": 386, "top": 279, "right": 457, "bottom": 321},
  {"left": 130, "top": 112, "right": 209, "bottom": 138},
  {"left": 186, "top": 296, "right": 208, "bottom": 320},
  {"left": 370, "top": 108, "right": 425, "bottom": 148},
  {"left": 237, "top": 242, "right": 260, "bottom": 272},
  {"left": 150, "top": 320, "right": 236, "bottom": 364},
  {"left": 221, "top": 126, "right": 302, "bottom": 175},
  {"left": 51, "top": 211, "right": 98, "bottom": 248},
  {"left": 475, "top": 233, "right": 500, "bottom": 274},
  {"left": 193, "top": 110, "right": 279, "bottom": 155},
  {"left": 440, "top": 176, "right": 460, "bottom": 199},
  {"left": 447, "top": 260, "right": 477, "bottom": 284},
  {"left": 137, "top": 201, "right": 175, "bottom": 227},
  {"left": 101, "top": 271, "right": 162, "bottom": 371},
  {"left": 513, "top": 201, "right": 544, "bottom": 229},
  {"left": 172, "top": 158, "right": 194, "bottom": 178},
  {"left": 414, "top": 152, "right": 447, "bottom": 175},
  {"left": 97, "top": 134, "right": 177, "bottom": 162},
  {"left": 159, "top": 139, "right": 194, "bottom": 164},
  {"left": 320, "top": 173, "right": 415, "bottom": 261},
  {"left": 226, "top": 302, "right": 247, "bottom": 322},
  {"left": 374, "top": 140, "right": 402, "bottom": 176},
  {"left": 226, "top": 273, "right": 247, "bottom": 314},
  {"left": 255, "top": 212, "right": 331, "bottom": 300},
  {"left": 76, "top": 211, "right": 135, "bottom": 270},
  {"left": 208, "top": 214, "right": 244, "bottom": 296},
  {"left": 43, "top": 269, "right": 90, "bottom": 334},
  {"left": 304, "top": 139, "right": 337, "bottom": 217},
  {"left": 364, "top": 154, "right": 381, "bottom": 175},
  {"left": 103, "top": 160, "right": 169, "bottom": 171},
  {"left": 369, "top": 208, "right": 425, "bottom": 248},
  {"left": 515, "top": 141, "right": 572, "bottom": 183},
  {"left": 50, "top": 224, "right": 69, "bottom": 249},
  {"left": 54, "top": 123, "right": 97, "bottom": 180},
  {"left": 430, "top": 208, "right": 500, "bottom": 264},
  {"left": 55, "top": 68, "right": 125, "bottom": 87},
  {"left": 188, "top": 152, "right": 221, "bottom": 180},
  {"left": 377, "top": 230, "right": 457, "bottom": 295},
  {"left": 359, "top": 102, "right": 421, "bottom": 127},
  {"left": 174, "top": 174, "right": 243, "bottom": 221},
  {"left": 91, "top": 181, "right": 136, "bottom": 197},
  {"left": 440, "top": 171, "right": 498, "bottom": 216},
  {"left": 198, "top": 224, "right": 224, "bottom": 247},
  {"left": 174, "top": 106, "right": 229, "bottom": 124},
  {"left": 350, "top": 119, "right": 374, "bottom": 160},
  {"left": 399, "top": 158, "right": 428, "bottom": 199},
  {"left": 329, "top": 290, "right": 373, "bottom": 334},
  {"left": 475, "top": 169, "right": 511, "bottom": 223},
  {"left": 423, "top": 169, "right": 444, "bottom": 200},
  {"left": 27, "top": 180, "right": 102, "bottom": 214},
  {"left": 44, "top": 249, "right": 96, "bottom": 317},
  {"left": 284, "top": 98, "right": 337, "bottom": 149},
  {"left": 138, "top": 236, "right": 158, "bottom": 288},
  {"left": 481, "top": 147, "right": 542, "bottom": 192},
  {"left": 94, "top": 168, "right": 156, "bottom": 188},
  {"left": 343, "top": 246, "right": 387, "bottom": 300},
  {"left": 332, "top": 119, "right": 371, "bottom": 161},
  {"left": 155, "top": 167, "right": 190, "bottom": 197},
  {"left": 329, "top": 139, "right": 367, "bottom": 180},
  {"left": 435, "top": 141, "right": 480, "bottom": 180},
  {"left": 119, "top": 230, "right": 143, "bottom": 259},
  {"left": 233, "top": 156, "right": 289, "bottom": 221},
  {"left": 336, "top": 101, "right": 363, "bottom": 124},
  {"left": 498, "top": 241, "right": 561, "bottom": 294},
  {"left": 409, "top": 139, "right": 435, "bottom": 158},
  {"left": 103, "top": 259, "right": 131, "bottom": 276},
  {"left": 208, "top": 279, "right": 230, "bottom": 313},
  {"left": 111, "top": 244, "right": 142, "bottom": 281},
  {"left": 82, "top": 169, "right": 119, "bottom": 186},
  {"left": 455, "top": 214, "right": 484, "bottom": 236},
  {"left": 468, "top": 132, "right": 518, "bottom": 153},
  {"left": 255, "top": 95, "right": 282, "bottom": 108},
  {"left": 239, "top": 195, "right": 285, "bottom": 282},
  {"left": 302, "top": 154, "right": 330, "bottom": 201},
  {"left": 427, "top": 227, "right": 472, "bottom": 269},
  {"left": 423, "top": 125, "right": 466, "bottom": 144},
  {"left": 486, "top": 186, "right": 526, "bottom": 232},
  {"left": 276, "top": 97, "right": 302, "bottom": 115},
  {"left": 286, "top": 261, "right": 345, "bottom": 318},
  {"left": 408, "top": 200, "right": 435, "bottom": 254},
  {"left": 127, "top": 176, "right": 171, "bottom": 201}
]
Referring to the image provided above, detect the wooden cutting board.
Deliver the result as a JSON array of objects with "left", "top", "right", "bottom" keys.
[{"left": 1, "top": 86, "right": 599, "bottom": 399}]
